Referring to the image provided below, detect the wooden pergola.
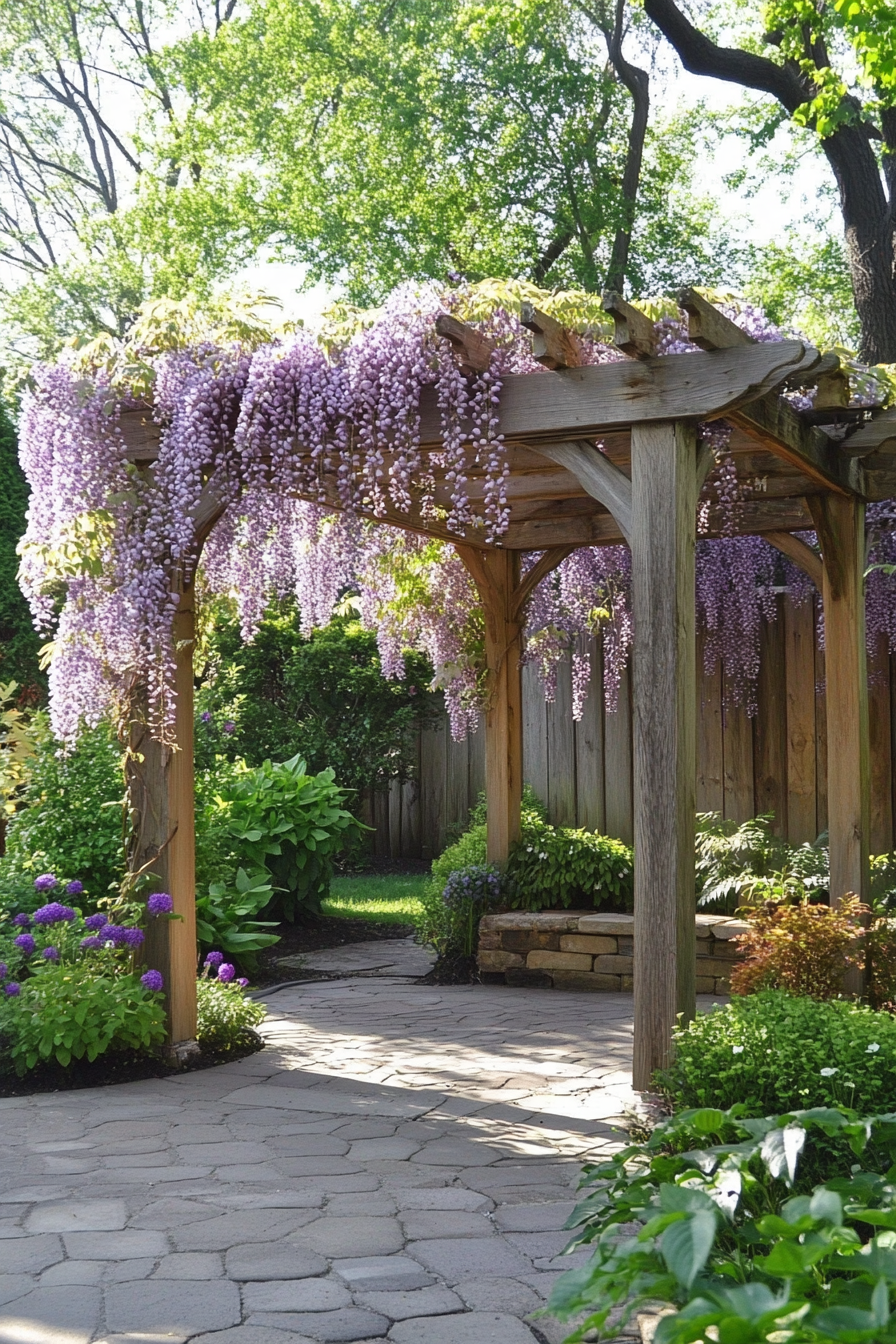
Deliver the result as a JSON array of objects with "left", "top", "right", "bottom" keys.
[{"left": 122, "top": 289, "right": 896, "bottom": 1088}]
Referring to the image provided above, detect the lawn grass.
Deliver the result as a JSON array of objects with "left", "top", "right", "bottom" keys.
[{"left": 322, "top": 872, "right": 429, "bottom": 925}]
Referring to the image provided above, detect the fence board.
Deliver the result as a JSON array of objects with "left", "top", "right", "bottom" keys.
[
  {"left": 547, "top": 659, "right": 577, "bottom": 826},
  {"left": 575, "top": 638, "right": 605, "bottom": 831},
  {"left": 522, "top": 660, "right": 549, "bottom": 806},
  {"left": 870, "top": 635, "right": 893, "bottom": 855},
  {"left": 785, "top": 598, "right": 818, "bottom": 845},
  {"left": 604, "top": 660, "right": 633, "bottom": 844},
  {"left": 445, "top": 719, "right": 471, "bottom": 839},
  {"left": 815, "top": 617, "right": 828, "bottom": 838},
  {"left": 696, "top": 631, "right": 724, "bottom": 814},
  {"left": 722, "top": 689, "right": 754, "bottom": 823},
  {"left": 419, "top": 722, "right": 446, "bottom": 859},
  {"left": 467, "top": 718, "right": 486, "bottom": 811},
  {"left": 754, "top": 600, "right": 788, "bottom": 832}
]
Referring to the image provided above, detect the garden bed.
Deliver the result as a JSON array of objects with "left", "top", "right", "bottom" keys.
[{"left": 477, "top": 911, "right": 747, "bottom": 992}]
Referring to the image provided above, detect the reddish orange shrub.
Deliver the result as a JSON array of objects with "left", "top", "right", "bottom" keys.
[{"left": 730, "top": 895, "right": 866, "bottom": 999}]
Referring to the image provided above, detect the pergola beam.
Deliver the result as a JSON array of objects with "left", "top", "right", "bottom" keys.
[{"left": 532, "top": 440, "right": 633, "bottom": 543}]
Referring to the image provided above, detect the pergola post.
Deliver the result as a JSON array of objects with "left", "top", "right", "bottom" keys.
[
  {"left": 809, "top": 495, "right": 870, "bottom": 950},
  {"left": 129, "top": 586, "right": 198, "bottom": 1050},
  {"left": 456, "top": 547, "right": 524, "bottom": 862},
  {"left": 630, "top": 420, "right": 698, "bottom": 1090}
]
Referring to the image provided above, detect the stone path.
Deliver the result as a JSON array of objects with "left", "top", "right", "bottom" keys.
[{"left": 0, "top": 965, "right": 648, "bottom": 1344}]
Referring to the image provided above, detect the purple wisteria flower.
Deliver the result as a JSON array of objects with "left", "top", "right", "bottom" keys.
[
  {"left": 33, "top": 873, "right": 57, "bottom": 892},
  {"left": 12, "top": 913, "right": 30, "bottom": 927},
  {"left": 33, "top": 902, "right": 76, "bottom": 925},
  {"left": 204, "top": 951, "right": 225, "bottom": 968},
  {"left": 13, "top": 934, "right": 35, "bottom": 955},
  {"left": 79, "top": 937, "right": 102, "bottom": 950},
  {"left": 147, "top": 893, "right": 174, "bottom": 916},
  {"left": 217, "top": 963, "right": 236, "bottom": 982},
  {"left": 141, "top": 969, "right": 164, "bottom": 992},
  {"left": 84, "top": 913, "right": 108, "bottom": 931},
  {"left": 42, "top": 946, "right": 59, "bottom": 961},
  {"left": 4, "top": 982, "right": 20, "bottom": 997},
  {"left": 65, "top": 880, "right": 84, "bottom": 896}
]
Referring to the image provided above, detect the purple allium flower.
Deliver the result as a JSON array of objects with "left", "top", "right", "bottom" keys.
[
  {"left": 223, "top": 721, "right": 235, "bottom": 734},
  {"left": 33, "top": 873, "right": 57, "bottom": 892},
  {"left": 0, "top": 962, "right": 6, "bottom": 979},
  {"left": 147, "top": 893, "right": 174, "bottom": 916},
  {"left": 105, "top": 925, "right": 144, "bottom": 948},
  {"left": 79, "top": 936, "right": 102, "bottom": 950},
  {"left": 13, "top": 934, "right": 35, "bottom": 955},
  {"left": 4, "top": 982, "right": 20, "bottom": 997},
  {"left": 42, "top": 946, "right": 59, "bottom": 961},
  {"left": 33, "top": 902, "right": 76, "bottom": 925},
  {"left": 12, "top": 913, "right": 30, "bottom": 927},
  {"left": 200, "top": 710, "right": 212, "bottom": 722},
  {"left": 65, "top": 880, "right": 84, "bottom": 896},
  {"left": 141, "top": 969, "right": 164, "bottom": 992},
  {"left": 217, "top": 963, "right": 236, "bottom": 982},
  {"left": 237, "top": 978, "right": 249, "bottom": 987},
  {"left": 204, "top": 951, "right": 225, "bottom": 968},
  {"left": 84, "top": 912, "right": 108, "bottom": 931}
]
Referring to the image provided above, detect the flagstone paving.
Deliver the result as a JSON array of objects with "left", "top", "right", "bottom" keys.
[{"left": 0, "top": 965, "right": 663, "bottom": 1344}]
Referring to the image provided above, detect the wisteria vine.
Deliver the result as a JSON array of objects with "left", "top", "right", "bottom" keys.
[{"left": 16, "top": 283, "right": 896, "bottom": 746}]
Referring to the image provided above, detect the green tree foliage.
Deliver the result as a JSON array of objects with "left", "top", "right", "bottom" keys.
[
  {"left": 195, "top": 602, "right": 437, "bottom": 798},
  {"left": 0, "top": 408, "right": 42, "bottom": 694},
  {"left": 165, "top": 0, "right": 742, "bottom": 300},
  {"left": 642, "top": 0, "right": 896, "bottom": 361}
]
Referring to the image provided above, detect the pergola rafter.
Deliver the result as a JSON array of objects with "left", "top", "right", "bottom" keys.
[{"left": 121, "top": 294, "right": 896, "bottom": 1087}]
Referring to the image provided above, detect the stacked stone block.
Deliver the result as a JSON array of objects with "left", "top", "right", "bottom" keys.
[{"left": 478, "top": 911, "right": 747, "bottom": 993}]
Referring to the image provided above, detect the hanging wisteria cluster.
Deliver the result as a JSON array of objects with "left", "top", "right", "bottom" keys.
[{"left": 16, "top": 281, "right": 896, "bottom": 746}]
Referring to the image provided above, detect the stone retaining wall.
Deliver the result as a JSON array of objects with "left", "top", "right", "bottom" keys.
[{"left": 477, "top": 911, "right": 747, "bottom": 993}]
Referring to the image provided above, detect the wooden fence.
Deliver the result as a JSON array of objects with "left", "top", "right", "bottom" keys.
[{"left": 370, "top": 594, "right": 896, "bottom": 861}]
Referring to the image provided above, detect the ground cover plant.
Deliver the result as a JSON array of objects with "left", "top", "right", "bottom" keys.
[{"left": 549, "top": 1104, "right": 896, "bottom": 1343}]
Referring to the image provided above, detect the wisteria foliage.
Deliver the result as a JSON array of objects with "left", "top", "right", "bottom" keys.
[{"left": 16, "top": 283, "right": 896, "bottom": 745}]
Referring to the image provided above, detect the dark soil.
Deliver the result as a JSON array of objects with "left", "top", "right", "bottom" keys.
[
  {"left": 420, "top": 952, "right": 479, "bottom": 985},
  {"left": 0, "top": 1030, "right": 264, "bottom": 1099}
]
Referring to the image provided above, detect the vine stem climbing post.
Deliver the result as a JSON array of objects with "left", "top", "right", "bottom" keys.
[{"left": 630, "top": 420, "right": 698, "bottom": 1090}]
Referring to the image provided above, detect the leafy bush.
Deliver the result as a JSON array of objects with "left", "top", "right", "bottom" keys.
[
  {"left": 426, "top": 787, "right": 632, "bottom": 916},
  {"left": 730, "top": 895, "right": 865, "bottom": 998},
  {"left": 657, "top": 990, "right": 896, "bottom": 1115},
  {"left": 1, "top": 963, "right": 167, "bottom": 1072},
  {"left": 695, "top": 811, "right": 828, "bottom": 912},
  {"left": 224, "top": 754, "right": 362, "bottom": 921},
  {"left": 869, "top": 916, "right": 896, "bottom": 1011},
  {"left": 195, "top": 603, "right": 436, "bottom": 799},
  {"left": 0, "top": 715, "right": 126, "bottom": 907},
  {"left": 417, "top": 864, "right": 504, "bottom": 958},
  {"left": 549, "top": 1104, "right": 896, "bottom": 1344},
  {"left": 196, "top": 975, "right": 266, "bottom": 1051},
  {"left": 195, "top": 867, "right": 279, "bottom": 964}
]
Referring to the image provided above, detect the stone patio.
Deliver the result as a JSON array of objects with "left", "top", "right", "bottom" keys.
[{"left": 0, "top": 946, "right": 706, "bottom": 1344}]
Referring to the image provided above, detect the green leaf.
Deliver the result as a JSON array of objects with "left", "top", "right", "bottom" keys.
[{"left": 661, "top": 1209, "right": 717, "bottom": 1288}]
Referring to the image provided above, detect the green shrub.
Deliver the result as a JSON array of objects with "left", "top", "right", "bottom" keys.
[
  {"left": 0, "top": 715, "right": 126, "bottom": 907},
  {"left": 0, "top": 963, "right": 167, "bottom": 1073},
  {"left": 657, "top": 990, "right": 896, "bottom": 1115},
  {"left": 224, "top": 754, "right": 363, "bottom": 921},
  {"left": 695, "top": 811, "right": 828, "bottom": 912},
  {"left": 417, "top": 864, "right": 504, "bottom": 959},
  {"left": 550, "top": 1103, "right": 896, "bottom": 1344},
  {"left": 196, "top": 977, "right": 266, "bottom": 1051},
  {"left": 195, "top": 866, "right": 280, "bottom": 965}
]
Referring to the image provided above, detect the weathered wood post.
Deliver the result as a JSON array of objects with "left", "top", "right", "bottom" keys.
[
  {"left": 456, "top": 547, "right": 524, "bottom": 863},
  {"left": 128, "top": 585, "right": 198, "bottom": 1051},
  {"left": 630, "top": 420, "right": 698, "bottom": 1090},
  {"left": 809, "top": 495, "right": 869, "bottom": 990}
]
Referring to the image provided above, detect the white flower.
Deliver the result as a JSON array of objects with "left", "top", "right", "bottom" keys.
[
  {"left": 732, "top": 1045, "right": 744, "bottom": 1055},
  {"left": 820, "top": 1067, "right": 838, "bottom": 1077},
  {"left": 867, "top": 1043, "right": 881, "bottom": 1053}
]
